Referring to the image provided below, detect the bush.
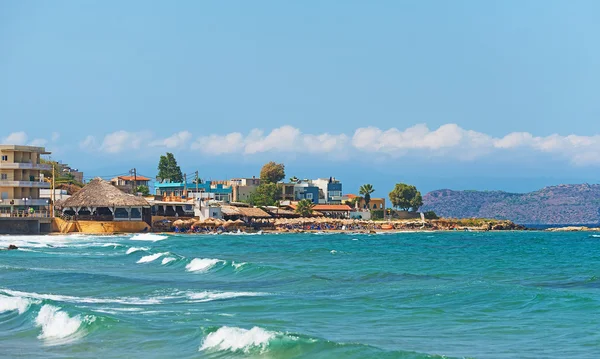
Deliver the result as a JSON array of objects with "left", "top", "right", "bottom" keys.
[
  {"left": 371, "top": 209, "right": 384, "bottom": 220},
  {"left": 423, "top": 211, "right": 439, "bottom": 219}
]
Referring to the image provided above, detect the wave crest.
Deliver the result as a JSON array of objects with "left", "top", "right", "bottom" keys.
[
  {"left": 130, "top": 233, "right": 168, "bottom": 242},
  {"left": 35, "top": 304, "right": 95, "bottom": 345},
  {"left": 126, "top": 247, "right": 149, "bottom": 255},
  {"left": 137, "top": 252, "right": 169, "bottom": 263},
  {"left": 186, "top": 258, "right": 224, "bottom": 272},
  {"left": 0, "top": 294, "right": 35, "bottom": 314},
  {"left": 200, "top": 326, "right": 276, "bottom": 353}
]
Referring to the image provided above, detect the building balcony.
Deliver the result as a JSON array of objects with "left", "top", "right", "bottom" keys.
[
  {"left": 0, "top": 198, "right": 51, "bottom": 206},
  {"left": 0, "top": 162, "right": 52, "bottom": 170},
  {"left": 0, "top": 181, "right": 51, "bottom": 188}
]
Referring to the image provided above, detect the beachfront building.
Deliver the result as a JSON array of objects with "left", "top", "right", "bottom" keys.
[
  {"left": 293, "top": 181, "right": 320, "bottom": 204},
  {"left": 343, "top": 194, "right": 386, "bottom": 210},
  {"left": 280, "top": 183, "right": 296, "bottom": 202},
  {"left": 111, "top": 175, "right": 151, "bottom": 194},
  {"left": 287, "top": 203, "right": 352, "bottom": 219},
  {"left": 312, "top": 177, "right": 343, "bottom": 204},
  {"left": 58, "top": 163, "right": 84, "bottom": 184},
  {"left": 230, "top": 177, "right": 261, "bottom": 202},
  {"left": 0, "top": 145, "right": 52, "bottom": 212},
  {"left": 60, "top": 178, "right": 151, "bottom": 223},
  {"left": 277, "top": 180, "right": 321, "bottom": 204},
  {"left": 154, "top": 180, "right": 232, "bottom": 202}
]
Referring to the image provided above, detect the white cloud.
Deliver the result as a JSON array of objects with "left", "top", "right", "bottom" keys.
[
  {"left": 77, "top": 125, "right": 600, "bottom": 166},
  {"left": 2, "top": 132, "right": 28, "bottom": 145},
  {"left": 191, "top": 126, "right": 349, "bottom": 156},
  {"left": 150, "top": 131, "right": 192, "bottom": 149},
  {"left": 191, "top": 132, "right": 245, "bottom": 154},
  {"left": 28, "top": 138, "right": 48, "bottom": 147},
  {"left": 100, "top": 131, "right": 147, "bottom": 154},
  {"left": 80, "top": 135, "right": 97, "bottom": 149},
  {"left": 351, "top": 124, "right": 492, "bottom": 156}
]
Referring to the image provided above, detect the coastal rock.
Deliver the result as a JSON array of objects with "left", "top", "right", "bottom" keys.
[
  {"left": 546, "top": 226, "right": 600, "bottom": 232},
  {"left": 7, "top": 244, "right": 18, "bottom": 250}
]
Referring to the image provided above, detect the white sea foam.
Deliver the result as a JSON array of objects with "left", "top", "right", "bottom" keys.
[
  {"left": 231, "top": 261, "right": 247, "bottom": 270},
  {"left": 591, "top": 234, "right": 600, "bottom": 238},
  {"left": 126, "top": 247, "right": 149, "bottom": 255},
  {"left": 137, "top": 252, "right": 169, "bottom": 263},
  {"left": 0, "top": 234, "right": 94, "bottom": 249},
  {"left": 330, "top": 250, "right": 337, "bottom": 254},
  {"left": 35, "top": 304, "right": 94, "bottom": 345},
  {"left": 186, "top": 291, "right": 266, "bottom": 303},
  {"left": 0, "top": 289, "right": 162, "bottom": 306},
  {"left": 0, "top": 294, "right": 35, "bottom": 314},
  {"left": 186, "top": 258, "right": 223, "bottom": 272},
  {"left": 200, "top": 326, "right": 276, "bottom": 353},
  {"left": 130, "top": 233, "right": 168, "bottom": 242},
  {"left": 101, "top": 243, "right": 123, "bottom": 248},
  {"left": 161, "top": 257, "right": 176, "bottom": 265}
]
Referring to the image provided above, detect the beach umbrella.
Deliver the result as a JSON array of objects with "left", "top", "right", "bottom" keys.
[{"left": 173, "top": 219, "right": 185, "bottom": 228}]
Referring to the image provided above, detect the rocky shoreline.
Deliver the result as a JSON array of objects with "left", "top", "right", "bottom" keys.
[{"left": 545, "top": 226, "right": 600, "bottom": 232}]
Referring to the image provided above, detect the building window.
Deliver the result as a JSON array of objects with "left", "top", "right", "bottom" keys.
[
  {"left": 0, "top": 174, "right": 6, "bottom": 180},
  {"left": 130, "top": 207, "right": 142, "bottom": 219},
  {"left": 306, "top": 193, "right": 313, "bottom": 200},
  {"left": 114, "top": 208, "right": 129, "bottom": 219},
  {"left": 373, "top": 204, "right": 377, "bottom": 209},
  {"left": 1, "top": 155, "right": 7, "bottom": 161}
]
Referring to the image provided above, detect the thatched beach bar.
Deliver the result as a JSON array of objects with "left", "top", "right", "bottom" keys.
[{"left": 54, "top": 178, "right": 152, "bottom": 233}]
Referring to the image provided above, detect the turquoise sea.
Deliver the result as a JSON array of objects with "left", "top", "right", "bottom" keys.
[{"left": 1, "top": 231, "right": 600, "bottom": 358}]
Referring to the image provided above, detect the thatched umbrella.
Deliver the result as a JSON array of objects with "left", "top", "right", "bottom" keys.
[{"left": 173, "top": 219, "right": 185, "bottom": 228}]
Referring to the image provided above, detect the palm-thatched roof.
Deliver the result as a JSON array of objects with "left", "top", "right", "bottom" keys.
[
  {"left": 221, "top": 205, "right": 271, "bottom": 218},
  {"left": 61, "top": 178, "right": 150, "bottom": 208}
]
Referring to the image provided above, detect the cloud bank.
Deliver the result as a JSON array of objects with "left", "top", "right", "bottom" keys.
[{"left": 15, "top": 123, "right": 598, "bottom": 166}]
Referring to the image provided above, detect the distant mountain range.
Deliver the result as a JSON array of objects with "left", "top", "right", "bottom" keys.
[{"left": 421, "top": 184, "right": 600, "bottom": 225}]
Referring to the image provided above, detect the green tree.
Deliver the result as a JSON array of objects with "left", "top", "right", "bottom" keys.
[
  {"left": 389, "top": 183, "right": 423, "bottom": 211},
  {"left": 247, "top": 183, "right": 281, "bottom": 207},
  {"left": 289, "top": 176, "right": 299, "bottom": 183},
  {"left": 359, "top": 184, "right": 375, "bottom": 209},
  {"left": 157, "top": 153, "right": 183, "bottom": 182},
  {"left": 295, "top": 199, "right": 314, "bottom": 217},
  {"left": 136, "top": 185, "right": 150, "bottom": 196},
  {"left": 260, "top": 161, "right": 285, "bottom": 184}
]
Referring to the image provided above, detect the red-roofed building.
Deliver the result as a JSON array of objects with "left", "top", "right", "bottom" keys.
[{"left": 111, "top": 175, "right": 151, "bottom": 193}]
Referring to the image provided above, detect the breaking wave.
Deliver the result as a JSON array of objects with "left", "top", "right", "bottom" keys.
[
  {"left": 130, "top": 233, "right": 168, "bottom": 242},
  {"left": 186, "top": 258, "right": 224, "bottom": 272},
  {"left": 161, "top": 257, "right": 177, "bottom": 265},
  {"left": 200, "top": 326, "right": 275, "bottom": 353},
  {"left": 0, "top": 294, "right": 36, "bottom": 314},
  {"left": 0, "top": 289, "right": 162, "bottom": 306},
  {"left": 126, "top": 247, "right": 149, "bottom": 255},
  {"left": 137, "top": 252, "right": 169, "bottom": 263},
  {"left": 35, "top": 304, "right": 95, "bottom": 345},
  {"left": 199, "top": 326, "right": 459, "bottom": 358},
  {"left": 186, "top": 291, "right": 267, "bottom": 303}
]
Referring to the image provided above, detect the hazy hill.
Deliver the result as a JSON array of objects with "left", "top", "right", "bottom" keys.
[{"left": 421, "top": 184, "right": 600, "bottom": 225}]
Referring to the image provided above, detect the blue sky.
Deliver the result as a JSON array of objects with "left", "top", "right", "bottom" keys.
[{"left": 1, "top": 1, "right": 599, "bottom": 196}]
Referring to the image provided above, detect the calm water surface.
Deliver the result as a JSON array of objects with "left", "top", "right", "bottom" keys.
[{"left": 1, "top": 231, "right": 599, "bottom": 358}]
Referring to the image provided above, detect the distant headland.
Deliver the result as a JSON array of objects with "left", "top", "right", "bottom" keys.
[{"left": 421, "top": 184, "right": 600, "bottom": 225}]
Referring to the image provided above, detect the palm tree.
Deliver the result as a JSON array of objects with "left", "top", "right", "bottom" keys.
[
  {"left": 289, "top": 176, "right": 299, "bottom": 183},
  {"left": 295, "top": 199, "right": 314, "bottom": 217},
  {"left": 359, "top": 184, "right": 375, "bottom": 209}
]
